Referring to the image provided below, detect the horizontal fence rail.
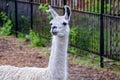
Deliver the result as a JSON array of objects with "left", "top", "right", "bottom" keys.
[{"left": 0, "top": 0, "right": 120, "bottom": 67}]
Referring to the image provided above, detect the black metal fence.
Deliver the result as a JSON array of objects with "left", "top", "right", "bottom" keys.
[{"left": 0, "top": 0, "right": 120, "bottom": 67}]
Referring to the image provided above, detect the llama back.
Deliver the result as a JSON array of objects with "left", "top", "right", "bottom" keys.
[{"left": 0, "top": 65, "right": 49, "bottom": 80}]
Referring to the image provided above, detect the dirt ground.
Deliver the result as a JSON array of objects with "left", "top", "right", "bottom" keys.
[{"left": 0, "top": 36, "right": 120, "bottom": 80}]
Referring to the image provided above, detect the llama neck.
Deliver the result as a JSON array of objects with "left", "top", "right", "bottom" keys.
[{"left": 48, "top": 34, "right": 69, "bottom": 79}]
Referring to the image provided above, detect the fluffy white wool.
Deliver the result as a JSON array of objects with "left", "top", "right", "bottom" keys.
[{"left": 0, "top": 65, "right": 49, "bottom": 80}]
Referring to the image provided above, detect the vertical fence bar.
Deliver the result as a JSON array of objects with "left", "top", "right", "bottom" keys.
[
  {"left": 100, "top": 0, "right": 104, "bottom": 68},
  {"left": 5, "top": 1, "right": 9, "bottom": 15},
  {"left": 30, "top": 0, "right": 33, "bottom": 29},
  {"left": 15, "top": 0, "right": 18, "bottom": 37},
  {"left": 64, "top": 0, "right": 67, "bottom": 5}
]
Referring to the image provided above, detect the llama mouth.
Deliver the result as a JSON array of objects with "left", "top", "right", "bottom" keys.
[{"left": 52, "top": 32, "right": 57, "bottom": 35}]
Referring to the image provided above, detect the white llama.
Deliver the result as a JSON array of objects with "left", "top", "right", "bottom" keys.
[{"left": 0, "top": 5, "right": 71, "bottom": 80}]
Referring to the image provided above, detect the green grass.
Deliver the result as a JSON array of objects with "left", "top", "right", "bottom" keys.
[{"left": 69, "top": 54, "right": 100, "bottom": 67}]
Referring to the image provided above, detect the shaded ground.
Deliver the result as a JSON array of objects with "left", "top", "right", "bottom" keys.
[{"left": 0, "top": 36, "right": 120, "bottom": 80}]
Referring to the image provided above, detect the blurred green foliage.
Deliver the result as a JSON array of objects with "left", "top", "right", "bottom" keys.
[
  {"left": 29, "top": 30, "right": 47, "bottom": 47},
  {"left": 0, "top": 12, "right": 13, "bottom": 36}
]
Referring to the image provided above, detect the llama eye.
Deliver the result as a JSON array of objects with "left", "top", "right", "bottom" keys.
[
  {"left": 63, "top": 22, "right": 67, "bottom": 26},
  {"left": 50, "top": 23, "right": 52, "bottom": 25}
]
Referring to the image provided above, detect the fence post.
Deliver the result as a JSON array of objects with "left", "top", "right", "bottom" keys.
[
  {"left": 5, "top": 1, "right": 9, "bottom": 15},
  {"left": 64, "top": 0, "right": 67, "bottom": 5},
  {"left": 15, "top": 0, "right": 18, "bottom": 37},
  {"left": 100, "top": 0, "right": 104, "bottom": 68},
  {"left": 30, "top": 0, "right": 33, "bottom": 29}
]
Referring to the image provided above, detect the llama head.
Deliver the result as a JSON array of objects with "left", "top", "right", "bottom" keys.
[{"left": 47, "top": 5, "right": 71, "bottom": 37}]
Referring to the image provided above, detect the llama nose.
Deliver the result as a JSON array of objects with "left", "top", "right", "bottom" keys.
[
  {"left": 51, "top": 26, "right": 57, "bottom": 35},
  {"left": 52, "top": 26, "right": 57, "bottom": 29}
]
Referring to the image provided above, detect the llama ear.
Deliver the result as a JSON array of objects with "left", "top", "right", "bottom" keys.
[
  {"left": 46, "top": 5, "right": 59, "bottom": 18},
  {"left": 64, "top": 6, "right": 71, "bottom": 21}
]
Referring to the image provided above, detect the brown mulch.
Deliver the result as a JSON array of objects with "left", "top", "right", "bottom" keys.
[{"left": 0, "top": 36, "right": 120, "bottom": 80}]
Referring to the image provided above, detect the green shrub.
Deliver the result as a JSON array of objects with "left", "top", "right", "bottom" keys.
[
  {"left": 0, "top": 12, "right": 8, "bottom": 26},
  {"left": 17, "top": 32, "right": 26, "bottom": 38},
  {"left": 0, "top": 12, "right": 13, "bottom": 36},
  {"left": 70, "top": 25, "right": 91, "bottom": 56},
  {"left": 39, "top": 3, "right": 49, "bottom": 12},
  {"left": 68, "top": 13, "right": 102, "bottom": 56},
  {"left": 29, "top": 30, "right": 47, "bottom": 47},
  {"left": 39, "top": 3, "right": 52, "bottom": 20},
  {"left": 17, "top": 16, "right": 30, "bottom": 34}
]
